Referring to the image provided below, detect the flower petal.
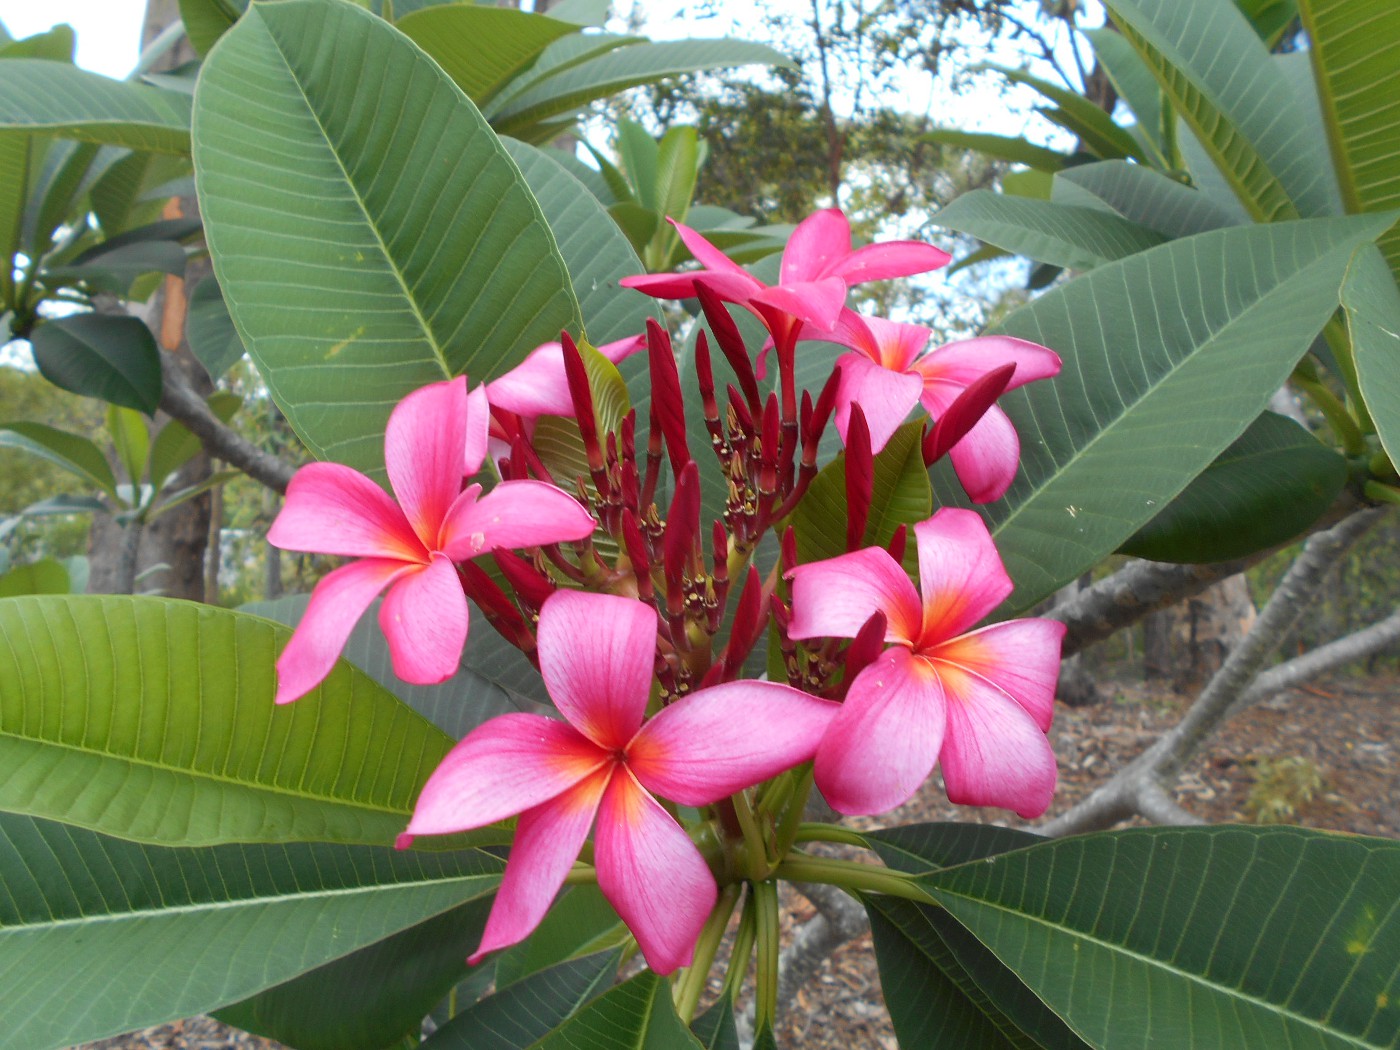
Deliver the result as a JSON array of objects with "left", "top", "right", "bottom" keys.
[
  {"left": 912, "top": 509, "right": 1013, "bottom": 642},
  {"left": 945, "top": 403, "right": 1021, "bottom": 504},
  {"left": 786, "top": 546, "right": 922, "bottom": 645},
  {"left": 537, "top": 590, "right": 657, "bottom": 749},
  {"left": 379, "top": 552, "right": 469, "bottom": 684},
  {"left": 671, "top": 217, "right": 750, "bottom": 275},
  {"left": 268, "top": 462, "right": 422, "bottom": 562},
  {"left": 465, "top": 382, "right": 491, "bottom": 476},
  {"left": 439, "top": 479, "right": 595, "bottom": 560},
  {"left": 913, "top": 336, "right": 1061, "bottom": 391},
  {"left": 403, "top": 713, "right": 608, "bottom": 837},
  {"left": 485, "top": 342, "right": 575, "bottom": 420},
  {"left": 385, "top": 376, "right": 468, "bottom": 548},
  {"left": 833, "top": 352, "right": 924, "bottom": 455},
  {"left": 938, "top": 663, "right": 1058, "bottom": 818},
  {"left": 274, "top": 558, "right": 415, "bottom": 704},
  {"left": 933, "top": 619, "right": 1065, "bottom": 732},
  {"left": 469, "top": 766, "right": 612, "bottom": 964},
  {"left": 595, "top": 768, "right": 717, "bottom": 975},
  {"left": 628, "top": 682, "right": 838, "bottom": 805},
  {"left": 619, "top": 271, "right": 708, "bottom": 300},
  {"left": 751, "top": 276, "right": 848, "bottom": 330},
  {"left": 814, "top": 647, "right": 946, "bottom": 815},
  {"left": 828, "top": 241, "right": 952, "bottom": 284},
  {"left": 781, "top": 208, "right": 851, "bottom": 283}
]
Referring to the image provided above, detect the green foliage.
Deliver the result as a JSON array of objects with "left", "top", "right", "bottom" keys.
[{"left": 1245, "top": 755, "right": 1326, "bottom": 823}]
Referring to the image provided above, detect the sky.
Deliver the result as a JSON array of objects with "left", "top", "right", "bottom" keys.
[{"left": 0, "top": 0, "right": 146, "bottom": 77}]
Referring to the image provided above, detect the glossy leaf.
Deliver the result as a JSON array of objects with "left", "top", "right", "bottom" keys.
[
  {"left": 933, "top": 189, "right": 1166, "bottom": 270},
  {"left": 0, "top": 811, "right": 501, "bottom": 1050},
  {"left": 982, "top": 64, "right": 1144, "bottom": 162},
  {"left": 1300, "top": 0, "right": 1400, "bottom": 277},
  {"left": 1083, "top": 28, "right": 1165, "bottom": 159},
  {"left": 179, "top": 0, "right": 249, "bottom": 55},
  {"left": 216, "top": 897, "right": 494, "bottom": 1050},
  {"left": 0, "top": 558, "right": 70, "bottom": 597},
  {"left": 0, "top": 60, "right": 190, "bottom": 153},
  {"left": 1052, "top": 160, "right": 1235, "bottom": 238},
  {"left": 493, "top": 885, "right": 627, "bottom": 988},
  {"left": 1105, "top": 0, "right": 1336, "bottom": 221},
  {"left": 106, "top": 403, "right": 149, "bottom": 486},
  {"left": 0, "top": 595, "right": 456, "bottom": 846},
  {"left": 529, "top": 970, "right": 704, "bottom": 1050},
  {"left": 923, "top": 825, "right": 1400, "bottom": 1049},
  {"left": 0, "top": 131, "right": 31, "bottom": 303},
  {"left": 920, "top": 128, "right": 1067, "bottom": 172},
  {"left": 0, "top": 421, "right": 117, "bottom": 499},
  {"left": 931, "top": 215, "right": 1394, "bottom": 613},
  {"left": 185, "top": 275, "right": 245, "bottom": 380},
  {"left": 420, "top": 949, "right": 619, "bottom": 1050},
  {"left": 1120, "top": 411, "right": 1347, "bottom": 562},
  {"left": 30, "top": 313, "right": 162, "bottom": 415},
  {"left": 89, "top": 149, "right": 192, "bottom": 236},
  {"left": 692, "top": 999, "right": 741, "bottom": 1050},
  {"left": 194, "top": 0, "right": 581, "bottom": 475},
  {"left": 1344, "top": 243, "right": 1400, "bottom": 467},
  {"left": 147, "top": 391, "right": 241, "bottom": 493},
  {"left": 866, "top": 822, "right": 1042, "bottom": 875}
]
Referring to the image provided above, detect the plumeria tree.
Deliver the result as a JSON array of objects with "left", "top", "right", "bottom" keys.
[{"left": 0, "top": 2, "right": 1398, "bottom": 1049}]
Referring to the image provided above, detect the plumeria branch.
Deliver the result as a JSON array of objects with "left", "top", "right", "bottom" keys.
[{"left": 1037, "top": 506, "right": 1390, "bottom": 838}]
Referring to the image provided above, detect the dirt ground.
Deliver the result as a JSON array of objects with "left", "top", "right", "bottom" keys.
[{"left": 77, "top": 672, "right": 1398, "bottom": 1050}]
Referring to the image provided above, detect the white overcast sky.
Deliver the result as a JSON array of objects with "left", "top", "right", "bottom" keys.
[{"left": 0, "top": 0, "right": 146, "bottom": 77}]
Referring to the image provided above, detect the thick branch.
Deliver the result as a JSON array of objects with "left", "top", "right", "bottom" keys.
[
  {"left": 1234, "top": 606, "right": 1400, "bottom": 712},
  {"left": 159, "top": 355, "right": 298, "bottom": 494}
]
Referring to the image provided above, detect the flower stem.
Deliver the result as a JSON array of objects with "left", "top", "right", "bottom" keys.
[
  {"left": 774, "top": 855, "right": 936, "bottom": 904},
  {"left": 794, "top": 822, "right": 870, "bottom": 849},
  {"left": 723, "top": 888, "right": 757, "bottom": 1003},
  {"left": 674, "top": 883, "right": 741, "bottom": 1023},
  {"left": 562, "top": 862, "right": 597, "bottom": 885},
  {"left": 730, "top": 788, "right": 771, "bottom": 877},
  {"left": 752, "top": 878, "right": 781, "bottom": 1029},
  {"left": 770, "top": 768, "right": 814, "bottom": 860}
]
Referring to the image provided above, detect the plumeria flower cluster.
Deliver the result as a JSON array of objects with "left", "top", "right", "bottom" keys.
[{"left": 268, "top": 207, "right": 1066, "bottom": 987}]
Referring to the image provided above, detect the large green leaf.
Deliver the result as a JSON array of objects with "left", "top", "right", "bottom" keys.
[
  {"left": 932, "top": 215, "right": 1394, "bottom": 613},
  {"left": 0, "top": 130, "right": 31, "bottom": 304},
  {"left": 1300, "top": 0, "right": 1400, "bottom": 277},
  {"left": 981, "top": 64, "right": 1145, "bottom": 162},
  {"left": 1052, "top": 160, "right": 1235, "bottom": 238},
  {"left": 866, "top": 822, "right": 1042, "bottom": 875},
  {"left": 923, "top": 826, "right": 1400, "bottom": 1049},
  {"left": 0, "top": 60, "right": 190, "bottom": 153},
  {"left": 1106, "top": 0, "right": 1336, "bottom": 222},
  {"left": 493, "top": 885, "right": 627, "bottom": 988},
  {"left": 0, "top": 25, "right": 76, "bottom": 63},
  {"left": 420, "top": 949, "right": 619, "bottom": 1049},
  {"left": 933, "top": 189, "right": 1167, "bottom": 270},
  {"left": 0, "top": 595, "right": 456, "bottom": 846},
  {"left": 920, "top": 128, "right": 1068, "bottom": 172},
  {"left": 0, "top": 420, "right": 118, "bottom": 499},
  {"left": 1344, "top": 243, "right": 1400, "bottom": 466},
  {"left": 1121, "top": 411, "right": 1347, "bottom": 562},
  {"left": 1083, "top": 28, "right": 1166, "bottom": 160},
  {"left": 0, "top": 558, "right": 70, "bottom": 597},
  {"left": 30, "top": 313, "right": 162, "bottom": 415},
  {"left": 179, "top": 0, "right": 249, "bottom": 56},
  {"left": 691, "top": 1000, "right": 741, "bottom": 1050},
  {"left": 529, "top": 970, "right": 704, "bottom": 1049},
  {"left": 0, "top": 811, "right": 501, "bottom": 1050},
  {"left": 216, "top": 896, "right": 493, "bottom": 1050},
  {"left": 194, "top": 0, "right": 581, "bottom": 475}
]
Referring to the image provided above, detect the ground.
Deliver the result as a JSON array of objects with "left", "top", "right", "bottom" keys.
[{"left": 79, "top": 672, "right": 1398, "bottom": 1050}]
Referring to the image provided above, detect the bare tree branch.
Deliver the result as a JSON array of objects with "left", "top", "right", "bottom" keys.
[{"left": 1234, "top": 606, "right": 1400, "bottom": 712}]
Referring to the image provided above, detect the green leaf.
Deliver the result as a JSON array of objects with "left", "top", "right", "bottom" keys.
[
  {"left": 529, "top": 970, "right": 704, "bottom": 1049},
  {"left": 44, "top": 238, "right": 188, "bottom": 295},
  {"left": 932, "top": 215, "right": 1395, "bottom": 613},
  {"left": 866, "top": 822, "right": 1042, "bottom": 875},
  {"left": 216, "top": 896, "right": 493, "bottom": 1050},
  {"left": 933, "top": 189, "right": 1166, "bottom": 270},
  {"left": 0, "top": 595, "right": 457, "bottom": 846},
  {"left": 0, "top": 60, "right": 190, "bottom": 153},
  {"left": 503, "top": 138, "right": 659, "bottom": 345},
  {"left": 490, "top": 39, "right": 791, "bottom": 144},
  {"left": 1343, "top": 243, "right": 1400, "bottom": 467},
  {"left": 0, "top": 811, "right": 502, "bottom": 1050},
  {"left": 923, "top": 825, "right": 1400, "bottom": 1050},
  {"left": 420, "top": 949, "right": 619, "bottom": 1050},
  {"left": 179, "top": 0, "right": 249, "bottom": 56},
  {"left": 106, "top": 403, "right": 150, "bottom": 485},
  {"left": 30, "top": 313, "right": 162, "bottom": 414},
  {"left": 1120, "top": 411, "right": 1348, "bottom": 562},
  {"left": 0, "top": 558, "right": 70, "bottom": 597},
  {"left": 1083, "top": 28, "right": 1165, "bottom": 159},
  {"left": 0, "top": 131, "right": 32, "bottom": 304},
  {"left": 90, "top": 149, "right": 193, "bottom": 236},
  {"left": 0, "top": 420, "right": 117, "bottom": 499},
  {"left": 397, "top": 6, "right": 578, "bottom": 108},
  {"left": 982, "top": 64, "right": 1145, "bottom": 162},
  {"left": 920, "top": 128, "right": 1067, "bottom": 172},
  {"left": 494, "top": 885, "right": 627, "bottom": 987},
  {"left": 1300, "top": 0, "right": 1400, "bottom": 278},
  {"left": 0, "top": 25, "right": 76, "bottom": 63},
  {"left": 147, "top": 391, "right": 240, "bottom": 493},
  {"left": 691, "top": 999, "right": 741, "bottom": 1050},
  {"left": 1233, "top": 0, "right": 1300, "bottom": 44},
  {"left": 185, "top": 275, "right": 245, "bottom": 380},
  {"left": 1105, "top": 0, "right": 1337, "bottom": 221},
  {"left": 1052, "top": 160, "right": 1235, "bottom": 238},
  {"left": 793, "top": 421, "right": 932, "bottom": 569},
  {"left": 194, "top": 0, "right": 581, "bottom": 476}
]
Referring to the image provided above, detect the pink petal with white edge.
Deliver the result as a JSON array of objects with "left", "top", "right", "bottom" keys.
[
  {"left": 469, "top": 766, "right": 612, "bottom": 964},
  {"left": 385, "top": 377, "right": 468, "bottom": 547},
  {"left": 274, "top": 558, "right": 415, "bottom": 704},
  {"left": 403, "top": 714, "right": 608, "bottom": 837},
  {"left": 833, "top": 352, "right": 924, "bottom": 455},
  {"left": 781, "top": 208, "right": 850, "bottom": 283},
  {"left": 911, "top": 510, "right": 1013, "bottom": 643},
  {"left": 814, "top": 647, "right": 947, "bottom": 815},
  {"left": 945, "top": 403, "right": 1021, "bottom": 504},
  {"left": 786, "top": 546, "right": 922, "bottom": 646},
  {"left": 594, "top": 768, "right": 717, "bottom": 975},
  {"left": 268, "top": 462, "right": 423, "bottom": 562},
  {"left": 938, "top": 662, "right": 1058, "bottom": 818},
  {"left": 439, "top": 479, "right": 594, "bottom": 560},
  {"left": 537, "top": 590, "right": 658, "bottom": 749},
  {"left": 379, "top": 552, "right": 469, "bottom": 685},
  {"left": 913, "top": 336, "right": 1061, "bottom": 392},
  {"left": 464, "top": 382, "right": 491, "bottom": 476},
  {"left": 932, "top": 619, "right": 1065, "bottom": 732},
  {"left": 628, "top": 682, "right": 838, "bottom": 805},
  {"left": 829, "top": 241, "right": 952, "bottom": 284}
]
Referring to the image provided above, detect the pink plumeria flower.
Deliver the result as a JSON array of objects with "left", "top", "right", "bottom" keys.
[
  {"left": 400, "top": 589, "right": 837, "bottom": 974},
  {"left": 485, "top": 333, "right": 646, "bottom": 421},
  {"left": 829, "top": 311, "right": 1061, "bottom": 503},
  {"left": 267, "top": 376, "right": 596, "bottom": 705},
  {"left": 786, "top": 508, "right": 1065, "bottom": 819},
  {"left": 621, "top": 208, "right": 951, "bottom": 347}
]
